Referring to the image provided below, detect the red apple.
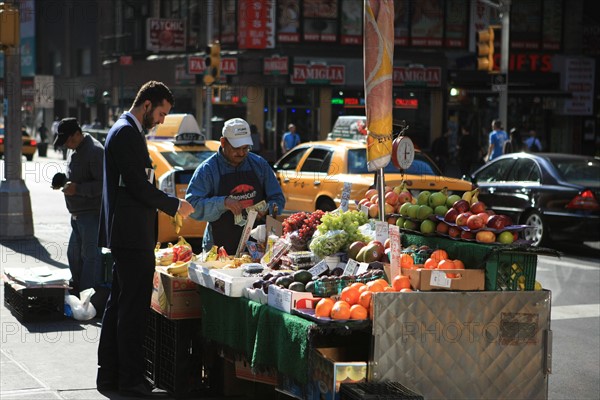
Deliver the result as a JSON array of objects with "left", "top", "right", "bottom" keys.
[
  {"left": 487, "top": 214, "right": 512, "bottom": 230},
  {"left": 448, "top": 226, "right": 461, "bottom": 238},
  {"left": 477, "top": 212, "right": 490, "bottom": 224},
  {"left": 466, "top": 214, "right": 485, "bottom": 230},
  {"left": 453, "top": 199, "right": 470, "bottom": 213},
  {"left": 455, "top": 212, "right": 473, "bottom": 226},
  {"left": 386, "top": 214, "right": 399, "bottom": 225},
  {"left": 444, "top": 208, "right": 459, "bottom": 223},
  {"left": 476, "top": 230, "right": 496, "bottom": 243},
  {"left": 369, "top": 240, "right": 385, "bottom": 256},
  {"left": 436, "top": 221, "right": 449, "bottom": 234},
  {"left": 470, "top": 201, "right": 486, "bottom": 214},
  {"left": 486, "top": 209, "right": 496, "bottom": 216},
  {"left": 385, "top": 191, "right": 399, "bottom": 207},
  {"left": 461, "top": 230, "right": 475, "bottom": 240},
  {"left": 358, "top": 198, "right": 370, "bottom": 207},
  {"left": 384, "top": 238, "right": 391, "bottom": 249}
]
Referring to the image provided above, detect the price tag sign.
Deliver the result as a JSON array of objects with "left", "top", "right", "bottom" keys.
[
  {"left": 340, "top": 182, "right": 352, "bottom": 212},
  {"left": 375, "top": 221, "right": 389, "bottom": 244},
  {"left": 430, "top": 270, "right": 452, "bottom": 288},
  {"left": 356, "top": 262, "right": 369, "bottom": 275},
  {"left": 236, "top": 210, "right": 258, "bottom": 257},
  {"left": 308, "top": 259, "right": 329, "bottom": 277},
  {"left": 342, "top": 259, "right": 360, "bottom": 276},
  {"left": 388, "top": 224, "right": 401, "bottom": 278},
  {"left": 360, "top": 204, "right": 369, "bottom": 217}
]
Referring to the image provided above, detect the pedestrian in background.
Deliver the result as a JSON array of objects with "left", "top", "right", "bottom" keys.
[
  {"left": 280, "top": 123, "right": 301, "bottom": 154},
  {"left": 250, "top": 124, "right": 262, "bottom": 154},
  {"left": 52, "top": 116, "right": 61, "bottom": 150},
  {"left": 503, "top": 127, "right": 526, "bottom": 154},
  {"left": 96, "top": 81, "right": 194, "bottom": 397},
  {"left": 186, "top": 117, "right": 285, "bottom": 255},
  {"left": 52, "top": 118, "right": 104, "bottom": 297},
  {"left": 38, "top": 122, "right": 48, "bottom": 143},
  {"left": 525, "top": 129, "right": 542, "bottom": 152},
  {"left": 485, "top": 119, "right": 508, "bottom": 162},
  {"left": 457, "top": 126, "right": 478, "bottom": 176},
  {"left": 431, "top": 128, "right": 450, "bottom": 174}
]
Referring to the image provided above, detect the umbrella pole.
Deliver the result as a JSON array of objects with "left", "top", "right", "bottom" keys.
[{"left": 377, "top": 167, "right": 385, "bottom": 221}]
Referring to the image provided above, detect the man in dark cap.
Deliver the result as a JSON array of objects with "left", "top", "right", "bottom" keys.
[{"left": 53, "top": 117, "right": 105, "bottom": 296}]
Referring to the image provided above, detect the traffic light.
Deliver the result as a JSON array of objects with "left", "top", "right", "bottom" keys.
[
  {"left": 203, "top": 41, "right": 221, "bottom": 86},
  {"left": 0, "top": 3, "right": 20, "bottom": 47},
  {"left": 476, "top": 27, "right": 494, "bottom": 72}
]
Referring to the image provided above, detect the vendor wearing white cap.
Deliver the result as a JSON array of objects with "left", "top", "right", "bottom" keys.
[{"left": 186, "top": 118, "right": 285, "bottom": 254}]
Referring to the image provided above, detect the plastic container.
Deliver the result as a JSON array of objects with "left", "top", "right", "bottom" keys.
[
  {"left": 486, "top": 251, "right": 538, "bottom": 291},
  {"left": 4, "top": 283, "right": 65, "bottom": 323}
]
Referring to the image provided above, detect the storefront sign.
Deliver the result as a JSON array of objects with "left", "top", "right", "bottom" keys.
[
  {"left": 188, "top": 56, "right": 238, "bottom": 75},
  {"left": 264, "top": 56, "right": 289, "bottom": 75},
  {"left": 393, "top": 66, "right": 441, "bottom": 87},
  {"left": 560, "top": 57, "right": 595, "bottom": 116},
  {"left": 291, "top": 64, "right": 345, "bottom": 85},
  {"left": 238, "top": 0, "right": 275, "bottom": 49},
  {"left": 146, "top": 18, "right": 186, "bottom": 52}
]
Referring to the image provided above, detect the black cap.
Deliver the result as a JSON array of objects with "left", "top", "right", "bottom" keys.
[{"left": 54, "top": 118, "right": 81, "bottom": 147}]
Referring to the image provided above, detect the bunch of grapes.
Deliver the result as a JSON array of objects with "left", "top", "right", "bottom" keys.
[
  {"left": 317, "top": 210, "right": 369, "bottom": 248},
  {"left": 283, "top": 210, "right": 325, "bottom": 250}
]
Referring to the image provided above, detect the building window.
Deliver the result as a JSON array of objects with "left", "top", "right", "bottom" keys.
[{"left": 78, "top": 48, "right": 92, "bottom": 76}]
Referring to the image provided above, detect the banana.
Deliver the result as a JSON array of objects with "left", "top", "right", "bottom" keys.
[
  {"left": 166, "top": 261, "right": 189, "bottom": 276},
  {"left": 462, "top": 188, "right": 479, "bottom": 204},
  {"left": 171, "top": 212, "right": 184, "bottom": 234},
  {"left": 470, "top": 189, "right": 480, "bottom": 205},
  {"left": 534, "top": 281, "right": 543, "bottom": 291}
]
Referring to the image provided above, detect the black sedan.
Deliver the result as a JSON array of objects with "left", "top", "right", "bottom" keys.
[{"left": 468, "top": 152, "right": 600, "bottom": 246}]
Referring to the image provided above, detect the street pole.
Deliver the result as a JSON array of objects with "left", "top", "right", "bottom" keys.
[
  {"left": 498, "top": 0, "right": 510, "bottom": 129},
  {"left": 0, "top": 33, "right": 34, "bottom": 238},
  {"left": 205, "top": 0, "right": 213, "bottom": 138}
]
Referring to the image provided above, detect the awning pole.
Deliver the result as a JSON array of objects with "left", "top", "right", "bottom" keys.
[{"left": 377, "top": 168, "right": 385, "bottom": 221}]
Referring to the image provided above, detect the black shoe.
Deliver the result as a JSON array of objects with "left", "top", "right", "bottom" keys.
[
  {"left": 97, "top": 381, "right": 118, "bottom": 392},
  {"left": 96, "top": 369, "right": 118, "bottom": 392},
  {"left": 119, "top": 382, "right": 167, "bottom": 398}
]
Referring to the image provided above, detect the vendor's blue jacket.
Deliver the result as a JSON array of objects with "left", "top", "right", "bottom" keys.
[{"left": 186, "top": 148, "right": 285, "bottom": 251}]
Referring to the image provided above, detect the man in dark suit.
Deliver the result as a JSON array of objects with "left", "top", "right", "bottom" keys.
[{"left": 96, "top": 81, "right": 194, "bottom": 397}]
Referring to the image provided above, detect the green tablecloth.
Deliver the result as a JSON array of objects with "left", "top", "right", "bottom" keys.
[{"left": 198, "top": 286, "right": 316, "bottom": 383}]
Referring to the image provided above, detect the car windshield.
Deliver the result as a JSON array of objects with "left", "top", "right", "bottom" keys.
[
  {"left": 160, "top": 150, "right": 214, "bottom": 171},
  {"left": 551, "top": 158, "right": 600, "bottom": 188},
  {"left": 347, "top": 149, "right": 438, "bottom": 176}
]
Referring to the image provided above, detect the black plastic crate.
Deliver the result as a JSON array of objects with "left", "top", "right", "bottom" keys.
[
  {"left": 340, "top": 382, "right": 424, "bottom": 400},
  {"left": 4, "top": 282, "right": 65, "bottom": 323},
  {"left": 144, "top": 309, "right": 159, "bottom": 386}
]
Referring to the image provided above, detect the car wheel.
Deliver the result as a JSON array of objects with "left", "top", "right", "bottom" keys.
[
  {"left": 316, "top": 197, "right": 336, "bottom": 212},
  {"left": 522, "top": 211, "right": 547, "bottom": 247},
  {"left": 26, "top": 154, "right": 33, "bottom": 161}
]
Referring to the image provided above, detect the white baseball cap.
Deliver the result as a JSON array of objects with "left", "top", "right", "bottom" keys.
[{"left": 222, "top": 118, "right": 253, "bottom": 148}]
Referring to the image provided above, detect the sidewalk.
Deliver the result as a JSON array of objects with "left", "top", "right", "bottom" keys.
[{"left": 0, "top": 152, "right": 281, "bottom": 400}]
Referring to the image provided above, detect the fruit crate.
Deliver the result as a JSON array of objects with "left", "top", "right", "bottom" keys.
[
  {"left": 485, "top": 251, "right": 538, "bottom": 291},
  {"left": 340, "top": 381, "right": 424, "bottom": 400},
  {"left": 153, "top": 312, "right": 211, "bottom": 398},
  {"left": 3, "top": 282, "right": 65, "bottom": 323},
  {"left": 144, "top": 309, "right": 159, "bottom": 386}
]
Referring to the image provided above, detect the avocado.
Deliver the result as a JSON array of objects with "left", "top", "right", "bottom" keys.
[
  {"left": 276, "top": 276, "right": 294, "bottom": 288},
  {"left": 288, "top": 282, "right": 306, "bottom": 292},
  {"left": 305, "top": 281, "right": 316, "bottom": 294},
  {"left": 293, "top": 270, "right": 312, "bottom": 285}
]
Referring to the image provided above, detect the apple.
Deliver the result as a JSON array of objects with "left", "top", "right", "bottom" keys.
[
  {"left": 455, "top": 212, "right": 473, "bottom": 226},
  {"left": 384, "top": 202, "right": 395, "bottom": 215},
  {"left": 453, "top": 199, "right": 470, "bottom": 213},
  {"left": 368, "top": 204, "right": 379, "bottom": 218},
  {"left": 476, "top": 230, "right": 496, "bottom": 243},
  {"left": 487, "top": 214, "right": 512, "bottom": 230},
  {"left": 384, "top": 238, "right": 391, "bottom": 249},
  {"left": 497, "top": 230, "right": 514, "bottom": 244},
  {"left": 386, "top": 214, "right": 399, "bottom": 225},
  {"left": 398, "top": 191, "right": 413, "bottom": 205},
  {"left": 370, "top": 193, "right": 379, "bottom": 204},
  {"left": 385, "top": 191, "right": 399, "bottom": 206},
  {"left": 477, "top": 212, "right": 490, "bottom": 224},
  {"left": 358, "top": 198, "right": 369, "bottom": 207},
  {"left": 466, "top": 214, "right": 485, "bottom": 230},
  {"left": 486, "top": 209, "right": 496, "bottom": 216},
  {"left": 448, "top": 226, "right": 461, "bottom": 238},
  {"left": 460, "top": 230, "right": 475, "bottom": 240},
  {"left": 436, "top": 221, "right": 449, "bottom": 235},
  {"left": 444, "top": 208, "right": 459, "bottom": 223},
  {"left": 364, "top": 188, "right": 377, "bottom": 200},
  {"left": 470, "top": 201, "right": 486, "bottom": 215},
  {"left": 369, "top": 240, "right": 385, "bottom": 256}
]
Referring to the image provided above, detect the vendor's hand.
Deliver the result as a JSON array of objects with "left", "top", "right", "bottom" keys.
[
  {"left": 224, "top": 196, "right": 243, "bottom": 215},
  {"left": 62, "top": 182, "right": 77, "bottom": 196},
  {"left": 178, "top": 200, "right": 194, "bottom": 219}
]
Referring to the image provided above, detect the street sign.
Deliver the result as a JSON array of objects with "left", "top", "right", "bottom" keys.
[{"left": 34, "top": 75, "right": 54, "bottom": 109}]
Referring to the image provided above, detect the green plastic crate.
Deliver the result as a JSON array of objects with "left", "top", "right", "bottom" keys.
[{"left": 485, "top": 251, "right": 538, "bottom": 291}]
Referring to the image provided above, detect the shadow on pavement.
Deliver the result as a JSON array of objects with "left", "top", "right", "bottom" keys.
[{"left": 1, "top": 237, "right": 69, "bottom": 270}]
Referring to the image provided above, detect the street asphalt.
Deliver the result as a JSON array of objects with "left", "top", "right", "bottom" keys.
[{"left": 0, "top": 150, "right": 284, "bottom": 400}]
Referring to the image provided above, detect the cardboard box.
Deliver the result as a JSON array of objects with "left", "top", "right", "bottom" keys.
[
  {"left": 267, "top": 284, "right": 315, "bottom": 313},
  {"left": 189, "top": 266, "right": 256, "bottom": 297},
  {"left": 150, "top": 269, "right": 201, "bottom": 319},
  {"left": 402, "top": 267, "right": 485, "bottom": 291},
  {"left": 311, "top": 347, "right": 368, "bottom": 400},
  {"left": 235, "top": 356, "right": 278, "bottom": 385}
]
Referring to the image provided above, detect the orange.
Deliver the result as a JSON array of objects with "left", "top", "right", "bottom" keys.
[
  {"left": 330, "top": 300, "right": 351, "bottom": 320},
  {"left": 454, "top": 259, "right": 465, "bottom": 270},
  {"left": 373, "top": 278, "right": 390, "bottom": 288},
  {"left": 358, "top": 290, "right": 372, "bottom": 309},
  {"left": 400, "top": 253, "right": 414, "bottom": 269},
  {"left": 437, "top": 259, "right": 456, "bottom": 270},
  {"left": 366, "top": 280, "right": 385, "bottom": 293},
  {"left": 340, "top": 286, "right": 360, "bottom": 305},
  {"left": 358, "top": 285, "right": 371, "bottom": 294},
  {"left": 349, "top": 304, "right": 368, "bottom": 320},
  {"left": 315, "top": 298, "right": 335, "bottom": 318},
  {"left": 400, "top": 288, "right": 413, "bottom": 293},
  {"left": 350, "top": 282, "right": 366, "bottom": 291},
  {"left": 430, "top": 249, "right": 449, "bottom": 264},
  {"left": 392, "top": 274, "right": 411, "bottom": 291},
  {"left": 424, "top": 257, "right": 438, "bottom": 270},
  {"left": 383, "top": 286, "right": 395, "bottom": 292}
]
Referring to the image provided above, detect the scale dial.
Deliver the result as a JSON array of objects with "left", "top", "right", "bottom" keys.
[{"left": 392, "top": 136, "right": 415, "bottom": 170}]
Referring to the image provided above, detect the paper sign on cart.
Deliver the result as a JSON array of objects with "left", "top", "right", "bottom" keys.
[
  {"left": 236, "top": 210, "right": 257, "bottom": 257},
  {"left": 430, "top": 270, "right": 452, "bottom": 288},
  {"left": 308, "top": 259, "right": 329, "bottom": 276},
  {"left": 388, "top": 224, "right": 401, "bottom": 278},
  {"left": 360, "top": 204, "right": 369, "bottom": 216},
  {"left": 375, "top": 221, "right": 388, "bottom": 244},
  {"left": 340, "top": 182, "right": 352, "bottom": 211},
  {"left": 342, "top": 259, "right": 360, "bottom": 276}
]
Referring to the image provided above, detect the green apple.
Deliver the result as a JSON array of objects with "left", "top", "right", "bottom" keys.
[
  {"left": 434, "top": 205, "right": 449, "bottom": 217},
  {"left": 395, "top": 216, "right": 406, "bottom": 227},
  {"left": 399, "top": 202, "right": 412, "bottom": 217},
  {"left": 403, "top": 219, "right": 418, "bottom": 230},
  {"left": 446, "top": 194, "right": 462, "bottom": 208},
  {"left": 497, "top": 230, "right": 515, "bottom": 244},
  {"left": 429, "top": 191, "right": 447, "bottom": 208},
  {"left": 420, "top": 219, "right": 436, "bottom": 234}
]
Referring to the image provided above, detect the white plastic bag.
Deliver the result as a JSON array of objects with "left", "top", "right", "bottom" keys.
[{"left": 65, "top": 288, "right": 97, "bottom": 321}]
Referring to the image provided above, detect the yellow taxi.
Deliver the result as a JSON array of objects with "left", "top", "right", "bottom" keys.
[
  {"left": 273, "top": 139, "right": 473, "bottom": 214},
  {"left": 0, "top": 126, "right": 38, "bottom": 161},
  {"left": 146, "top": 114, "right": 220, "bottom": 245}
]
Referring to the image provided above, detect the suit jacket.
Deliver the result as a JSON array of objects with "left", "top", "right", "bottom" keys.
[{"left": 99, "top": 114, "right": 179, "bottom": 250}]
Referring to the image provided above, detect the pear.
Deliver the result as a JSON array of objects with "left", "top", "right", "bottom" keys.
[
  {"left": 417, "top": 191, "right": 431, "bottom": 205},
  {"left": 416, "top": 205, "right": 433, "bottom": 220},
  {"left": 446, "top": 194, "right": 462, "bottom": 208},
  {"left": 428, "top": 190, "right": 448, "bottom": 208}
]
